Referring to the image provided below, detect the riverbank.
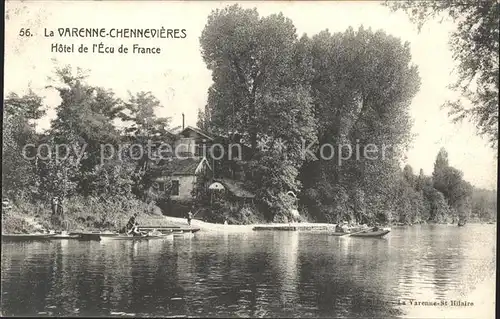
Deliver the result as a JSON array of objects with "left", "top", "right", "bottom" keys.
[
  {"left": 2, "top": 198, "right": 495, "bottom": 235},
  {"left": 3, "top": 211, "right": 336, "bottom": 234}
]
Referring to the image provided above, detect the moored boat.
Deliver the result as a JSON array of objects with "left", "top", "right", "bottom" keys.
[
  {"left": 139, "top": 226, "right": 200, "bottom": 234},
  {"left": 49, "top": 234, "right": 80, "bottom": 239},
  {"left": 100, "top": 233, "right": 173, "bottom": 241},
  {"left": 329, "top": 226, "right": 391, "bottom": 238},
  {"left": 69, "top": 231, "right": 120, "bottom": 241},
  {"left": 2, "top": 233, "right": 53, "bottom": 241},
  {"left": 349, "top": 228, "right": 391, "bottom": 238}
]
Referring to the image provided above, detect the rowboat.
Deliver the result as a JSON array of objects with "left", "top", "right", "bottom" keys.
[
  {"left": 100, "top": 233, "right": 173, "bottom": 241},
  {"left": 329, "top": 227, "right": 391, "bottom": 238},
  {"left": 138, "top": 226, "right": 201, "bottom": 234},
  {"left": 68, "top": 232, "right": 120, "bottom": 241},
  {"left": 49, "top": 234, "right": 80, "bottom": 239},
  {"left": 2, "top": 233, "right": 53, "bottom": 241},
  {"left": 329, "top": 225, "right": 370, "bottom": 236},
  {"left": 349, "top": 228, "right": 391, "bottom": 238}
]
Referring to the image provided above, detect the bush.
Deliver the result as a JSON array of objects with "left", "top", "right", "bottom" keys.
[
  {"left": 1, "top": 215, "right": 37, "bottom": 234},
  {"left": 6, "top": 194, "right": 163, "bottom": 232}
]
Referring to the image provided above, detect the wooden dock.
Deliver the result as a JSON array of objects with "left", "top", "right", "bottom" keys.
[
  {"left": 252, "top": 223, "right": 336, "bottom": 232},
  {"left": 138, "top": 226, "right": 201, "bottom": 233}
]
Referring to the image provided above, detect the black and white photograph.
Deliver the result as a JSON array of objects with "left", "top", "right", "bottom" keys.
[{"left": 2, "top": 1, "right": 498, "bottom": 318}]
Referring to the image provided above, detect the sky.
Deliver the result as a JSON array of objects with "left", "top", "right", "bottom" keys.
[{"left": 4, "top": 1, "right": 498, "bottom": 190}]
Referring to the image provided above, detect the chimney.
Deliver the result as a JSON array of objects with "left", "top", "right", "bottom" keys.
[{"left": 182, "top": 113, "right": 185, "bottom": 130}]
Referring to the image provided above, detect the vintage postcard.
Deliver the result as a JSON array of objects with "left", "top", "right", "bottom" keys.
[{"left": 2, "top": 1, "right": 497, "bottom": 318}]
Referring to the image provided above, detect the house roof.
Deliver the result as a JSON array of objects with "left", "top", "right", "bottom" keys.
[
  {"left": 150, "top": 157, "right": 210, "bottom": 176},
  {"left": 179, "top": 126, "right": 214, "bottom": 141},
  {"left": 216, "top": 178, "right": 255, "bottom": 199}
]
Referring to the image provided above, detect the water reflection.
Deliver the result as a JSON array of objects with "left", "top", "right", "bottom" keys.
[{"left": 1, "top": 225, "right": 496, "bottom": 318}]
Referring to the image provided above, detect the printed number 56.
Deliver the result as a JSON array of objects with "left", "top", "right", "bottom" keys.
[{"left": 19, "top": 28, "right": 32, "bottom": 36}]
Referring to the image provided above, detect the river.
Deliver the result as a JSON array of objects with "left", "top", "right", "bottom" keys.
[{"left": 1, "top": 224, "right": 496, "bottom": 318}]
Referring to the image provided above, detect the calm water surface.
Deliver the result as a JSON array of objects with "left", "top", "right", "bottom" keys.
[{"left": 1, "top": 224, "right": 496, "bottom": 318}]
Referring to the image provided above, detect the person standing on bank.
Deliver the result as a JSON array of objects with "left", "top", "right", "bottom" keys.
[
  {"left": 57, "top": 197, "right": 64, "bottom": 217},
  {"left": 51, "top": 196, "right": 60, "bottom": 229},
  {"left": 51, "top": 196, "right": 58, "bottom": 216},
  {"left": 187, "top": 210, "right": 193, "bottom": 226}
]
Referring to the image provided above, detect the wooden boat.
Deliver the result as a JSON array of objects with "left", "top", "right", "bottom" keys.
[
  {"left": 139, "top": 226, "right": 201, "bottom": 234},
  {"left": 68, "top": 231, "right": 120, "bottom": 241},
  {"left": 252, "top": 225, "right": 298, "bottom": 231},
  {"left": 100, "top": 233, "right": 173, "bottom": 241},
  {"left": 49, "top": 234, "right": 80, "bottom": 239},
  {"left": 2, "top": 233, "right": 53, "bottom": 241},
  {"left": 349, "top": 228, "right": 391, "bottom": 238},
  {"left": 171, "top": 228, "right": 200, "bottom": 234},
  {"left": 329, "top": 227, "right": 391, "bottom": 238},
  {"left": 329, "top": 225, "right": 370, "bottom": 237}
]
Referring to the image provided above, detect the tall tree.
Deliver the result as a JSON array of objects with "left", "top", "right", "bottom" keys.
[
  {"left": 48, "top": 66, "right": 125, "bottom": 196},
  {"left": 2, "top": 92, "right": 45, "bottom": 199},
  {"left": 387, "top": 0, "right": 499, "bottom": 149},
  {"left": 433, "top": 147, "right": 449, "bottom": 178},
  {"left": 300, "top": 26, "right": 421, "bottom": 223},
  {"left": 200, "top": 5, "right": 317, "bottom": 218},
  {"left": 120, "top": 91, "right": 175, "bottom": 199},
  {"left": 432, "top": 148, "right": 473, "bottom": 221}
]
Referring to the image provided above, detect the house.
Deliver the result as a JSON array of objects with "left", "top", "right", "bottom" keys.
[
  {"left": 211, "top": 178, "right": 255, "bottom": 204},
  {"left": 151, "top": 157, "right": 212, "bottom": 201},
  {"left": 149, "top": 125, "right": 255, "bottom": 203},
  {"left": 150, "top": 126, "right": 214, "bottom": 201}
]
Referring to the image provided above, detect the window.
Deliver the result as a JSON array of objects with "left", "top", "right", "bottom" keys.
[
  {"left": 171, "top": 180, "right": 180, "bottom": 196},
  {"left": 158, "top": 182, "right": 165, "bottom": 192}
]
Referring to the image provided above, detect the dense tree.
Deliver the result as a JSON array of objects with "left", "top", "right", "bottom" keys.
[
  {"left": 387, "top": 0, "right": 499, "bottom": 149},
  {"left": 200, "top": 4, "right": 317, "bottom": 218},
  {"left": 48, "top": 66, "right": 125, "bottom": 196},
  {"left": 119, "top": 91, "right": 175, "bottom": 199},
  {"left": 2, "top": 92, "right": 45, "bottom": 199},
  {"left": 300, "top": 26, "right": 421, "bottom": 223}
]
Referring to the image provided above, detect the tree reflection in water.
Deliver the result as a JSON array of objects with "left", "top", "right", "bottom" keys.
[{"left": 0, "top": 225, "right": 496, "bottom": 317}]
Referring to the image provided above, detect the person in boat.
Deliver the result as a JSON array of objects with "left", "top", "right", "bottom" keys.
[
  {"left": 128, "top": 221, "right": 143, "bottom": 237},
  {"left": 121, "top": 212, "right": 138, "bottom": 234},
  {"left": 335, "top": 222, "right": 348, "bottom": 233}
]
